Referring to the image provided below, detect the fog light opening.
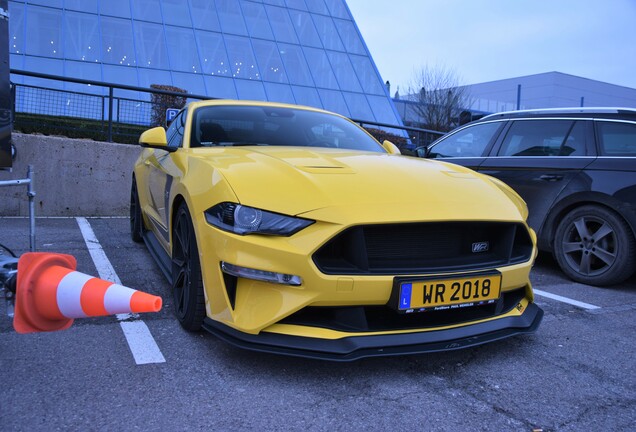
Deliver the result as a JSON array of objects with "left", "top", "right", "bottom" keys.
[{"left": 221, "top": 262, "right": 302, "bottom": 286}]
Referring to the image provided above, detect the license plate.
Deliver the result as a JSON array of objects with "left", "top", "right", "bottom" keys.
[{"left": 394, "top": 272, "right": 501, "bottom": 313}]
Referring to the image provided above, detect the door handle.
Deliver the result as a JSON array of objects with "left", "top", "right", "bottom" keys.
[{"left": 539, "top": 174, "right": 563, "bottom": 181}]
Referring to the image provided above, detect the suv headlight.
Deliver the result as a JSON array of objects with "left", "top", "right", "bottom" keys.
[{"left": 205, "top": 202, "right": 314, "bottom": 236}]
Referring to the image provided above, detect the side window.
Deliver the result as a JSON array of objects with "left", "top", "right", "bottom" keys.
[
  {"left": 498, "top": 120, "right": 586, "bottom": 156},
  {"left": 428, "top": 122, "right": 502, "bottom": 158},
  {"left": 166, "top": 111, "right": 186, "bottom": 148},
  {"left": 597, "top": 121, "right": 636, "bottom": 156}
]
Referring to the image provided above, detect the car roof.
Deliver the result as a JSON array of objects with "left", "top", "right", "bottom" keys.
[{"left": 479, "top": 107, "right": 636, "bottom": 121}]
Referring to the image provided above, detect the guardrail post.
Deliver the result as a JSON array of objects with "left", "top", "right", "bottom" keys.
[
  {"left": 27, "top": 165, "right": 36, "bottom": 252},
  {"left": 107, "top": 86, "right": 113, "bottom": 142}
]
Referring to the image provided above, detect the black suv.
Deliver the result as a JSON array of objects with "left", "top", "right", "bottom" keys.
[{"left": 417, "top": 107, "right": 636, "bottom": 286}]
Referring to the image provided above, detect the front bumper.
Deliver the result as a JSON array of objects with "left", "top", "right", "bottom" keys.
[{"left": 202, "top": 302, "right": 543, "bottom": 361}]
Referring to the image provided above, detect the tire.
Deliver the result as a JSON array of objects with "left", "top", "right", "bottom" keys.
[
  {"left": 554, "top": 205, "right": 636, "bottom": 286},
  {"left": 130, "top": 178, "right": 144, "bottom": 243},
  {"left": 171, "top": 203, "right": 206, "bottom": 331}
]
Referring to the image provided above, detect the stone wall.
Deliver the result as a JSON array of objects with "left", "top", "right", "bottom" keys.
[{"left": 0, "top": 133, "right": 140, "bottom": 216}]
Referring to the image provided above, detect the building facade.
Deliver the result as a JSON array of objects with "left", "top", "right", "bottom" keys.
[
  {"left": 466, "top": 72, "right": 636, "bottom": 113},
  {"left": 393, "top": 71, "right": 636, "bottom": 132},
  {"left": 7, "top": 0, "right": 404, "bottom": 128}
]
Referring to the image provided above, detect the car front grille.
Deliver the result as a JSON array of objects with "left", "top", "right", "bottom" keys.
[{"left": 312, "top": 222, "right": 533, "bottom": 275}]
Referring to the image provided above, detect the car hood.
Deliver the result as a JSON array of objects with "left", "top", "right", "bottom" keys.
[{"left": 192, "top": 146, "right": 526, "bottom": 223}]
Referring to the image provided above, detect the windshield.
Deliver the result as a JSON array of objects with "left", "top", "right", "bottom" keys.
[{"left": 190, "top": 105, "right": 384, "bottom": 153}]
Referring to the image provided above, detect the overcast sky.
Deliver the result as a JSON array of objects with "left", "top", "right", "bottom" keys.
[{"left": 346, "top": 0, "right": 636, "bottom": 95}]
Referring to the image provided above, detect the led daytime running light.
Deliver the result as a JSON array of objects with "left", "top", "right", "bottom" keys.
[{"left": 221, "top": 262, "right": 302, "bottom": 286}]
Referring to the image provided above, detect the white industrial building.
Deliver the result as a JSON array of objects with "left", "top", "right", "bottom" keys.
[{"left": 465, "top": 71, "right": 636, "bottom": 112}]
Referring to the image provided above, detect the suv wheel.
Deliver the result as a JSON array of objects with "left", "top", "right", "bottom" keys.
[{"left": 554, "top": 205, "right": 636, "bottom": 286}]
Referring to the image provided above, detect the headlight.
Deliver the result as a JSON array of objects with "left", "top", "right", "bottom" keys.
[{"left": 205, "top": 202, "right": 314, "bottom": 236}]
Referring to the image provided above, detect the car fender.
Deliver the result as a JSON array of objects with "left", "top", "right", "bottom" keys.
[
  {"left": 167, "top": 153, "right": 239, "bottom": 249},
  {"left": 539, "top": 191, "right": 636, "bottom": 251}
]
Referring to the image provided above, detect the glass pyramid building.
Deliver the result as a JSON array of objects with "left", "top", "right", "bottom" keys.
[{"left": 7, "top": 0, "right": 404, "bottom": 129}]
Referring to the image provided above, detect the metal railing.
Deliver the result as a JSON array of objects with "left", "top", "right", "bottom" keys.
[{"left": 10, "top": 69, "right": 444, "bottom": 148}]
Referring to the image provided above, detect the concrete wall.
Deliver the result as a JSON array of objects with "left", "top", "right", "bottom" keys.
[{"left": 0, "top": 133, "right": 140, "bottom": 216}]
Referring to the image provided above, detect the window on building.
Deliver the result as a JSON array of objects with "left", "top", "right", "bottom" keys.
[
  {"left": 304, "top": 47, "right": 339, "bottom": 89},
  {"left": 349, "top": 55, "right": 384, "bottom": 95},
  {"left": 26, "top": 6, "right": 62, "bottom": 58},
  {"left": 196, "top": 31, "right": 231, "bottom": 77},
  {"left": 289, "top": 10, "right": 322, "bottom": 48},
  {"left": 134, "top": 21, "right": 170, "bottom": 69},
  {"left": 161, "top": 0, "right": 193, "bottom": 27},
  {"left": 264, "top": 83, "right": 296, "bottom": 104},
  {"left": 327, "top": 51, "right": 361, "bottom": 92},
  {"left": 8, "top": 2, "right": 25, "bottom": 54},
  {"left": 101, "top": 16, "right": 136, "bottom": 66},
  {"left": 165, "top": 27, "right": 201, "bottom": 73},
  {"left": 225, "top": 35, "right": 261, "bottom": 80},
  {"left": 252, "top": 39, "right": 288, "bottom": 83},
  {"left": 265, "top": 5, "right": 299, "bottom": 44},
  {"left": 242, "top": 2, "right": 275, "bottom": 40},
  {"left": 131, "top": 0, "right": 162, "bottom": 23},
  {"left": 279, "top": 43, "right": 314, "bottom": 86},
  {"left": 216, "top": 0, "right": 248, "bottom": 36},
  {"left": 189, "top": 0, "right": 222, "bottom": 31},
  {"left": 312, "top": 15, "right": 344, "bottom": 51},
  {"left": 64, "top": 11, "right": 101, "bottom": 63}
]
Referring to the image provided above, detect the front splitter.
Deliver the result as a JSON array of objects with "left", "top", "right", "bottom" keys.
[{"left": 202, "top": 303, "right": 543, "bottom": 361}]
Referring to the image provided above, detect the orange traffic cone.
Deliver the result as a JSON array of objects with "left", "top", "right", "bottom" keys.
[{"left": 13, "top": 252, "right": 162, "bottom": 334}]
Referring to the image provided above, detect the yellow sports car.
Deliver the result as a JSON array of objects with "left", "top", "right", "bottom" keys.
[{"left": 131, "top": 100, "right": 543, "bottom": 360}]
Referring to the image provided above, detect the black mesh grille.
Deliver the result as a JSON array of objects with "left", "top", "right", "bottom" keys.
[
  {"left": 313, "top": 222, "right": 533, "bottom": 275},
  {"left": 279, "top": 288, "right": 527, "bottom": 332}
]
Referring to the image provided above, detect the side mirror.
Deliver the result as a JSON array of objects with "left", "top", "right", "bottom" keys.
[
  {"left": 381, "top": 140, "right": 401, "bottom": 155},
  {"left": 139, "top": 127, "right": 174, "bottom": 151},
  {"left": 414, "top": 146, "right": 429, "bottom": 158}
]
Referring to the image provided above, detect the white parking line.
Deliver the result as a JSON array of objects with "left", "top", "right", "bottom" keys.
[
  {"left": 75, "top": 217, "right": 166, "bottom": 365},
  {"left": 533, "top": 288, "right": 601, "bottom": 310}
]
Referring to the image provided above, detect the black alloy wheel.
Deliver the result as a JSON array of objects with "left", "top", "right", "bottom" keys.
[
  {"left": 130, "top": 178, "right": 144, "bottom": 243},
  {"left": 171, "top": 203, "right": 206, "bottom": 331},
  {"left": 554, "top": 205, "right": 636, "bottom": 286}
]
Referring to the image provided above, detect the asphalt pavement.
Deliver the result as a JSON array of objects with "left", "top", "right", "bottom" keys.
[{"left": 1, "top": 217, "right": 634, "bottom": 431}]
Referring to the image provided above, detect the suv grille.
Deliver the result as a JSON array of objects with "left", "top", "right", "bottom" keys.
[{"left": 313, "top": 222, "right": 533, "bottom": 275}]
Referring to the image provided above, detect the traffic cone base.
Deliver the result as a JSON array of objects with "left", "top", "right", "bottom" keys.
[
  {"left": 14, "top": 252, "right": 77, "bottom": 334},
  {"left": 13, "top": 252, "right": 162, "bottom": 334}
]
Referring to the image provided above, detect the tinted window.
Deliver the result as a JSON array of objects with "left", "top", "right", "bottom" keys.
[
  {"left": 499, "top": 120, "right": 587, "bottom": 157},
  {"left": 190, "top": 105, "right": 383, "bottom": 152},
  {"left": 429, "top": 122, "right": 502, "bottom": 158},
  {"left": 597, "top": 121, "right": 636, "bottom": 156}
]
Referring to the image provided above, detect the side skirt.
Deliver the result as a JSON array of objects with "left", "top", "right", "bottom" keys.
[{"left": 142, "top": 229, "right": 172, "bottom": 283}]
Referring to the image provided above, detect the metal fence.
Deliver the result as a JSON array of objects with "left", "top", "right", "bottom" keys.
[{"left": 10, "top": 69, "right": 444, "bottom": 148}]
